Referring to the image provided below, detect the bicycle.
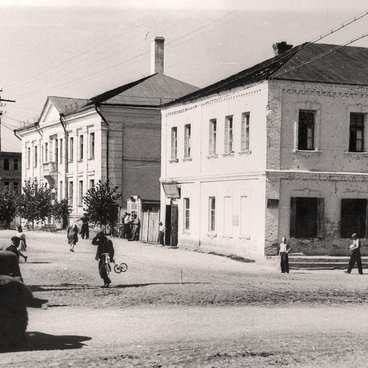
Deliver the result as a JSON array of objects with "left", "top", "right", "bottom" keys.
[{"left": 114, "top": 261, "right": 128, "bottom": 273}]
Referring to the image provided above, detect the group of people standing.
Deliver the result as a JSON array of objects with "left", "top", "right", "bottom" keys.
[
  {"left": 279, "top": 233, "right": 364, "bottom": 274},
  {"left": 121, "top": 212, "right": 140, "bottom": 241}
]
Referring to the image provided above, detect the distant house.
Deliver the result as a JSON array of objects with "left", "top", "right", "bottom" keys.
[
  {"left": 16, "top": 37, "right": 199, "bottom": 224},
  {"left": 0, "top": 125, "right": 21, "bottom": 194},
  {"left": 160, "top": 42, "right": 368, "bottom": 258}
]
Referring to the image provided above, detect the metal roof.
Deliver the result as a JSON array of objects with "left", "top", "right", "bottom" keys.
[
  {"left": 89, "top": 72, "right": 199, "bottom": 107},
  {"left": 166, "top": 42, "right": 368, "bottom": 106}
]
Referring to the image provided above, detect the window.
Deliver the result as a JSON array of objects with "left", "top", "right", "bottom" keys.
[
  {"left": 171, "top": 127, "right": 178, "bottom": 160},
  {"left": 224, "top": 115, "right": 233, "bottom": 153},
  {"left": 241, "top": 113, "right": 250, "bottom": 151},
  {"left": 223, "top": 196, "right": 232, "bottom": 236},
  {"left": 69, "top": 181, "right": 73, "bottom": 205},
  {"left": 184, "top": 198, "right": 190, "bottom": 230},
  {"left": 4, "top": 182, "right": 9, "bottom": 191},
  {"left": 13, "top": 182, "right": 19, "bottom": 193},
  {"left": 290, "top": 197, "right": 324, "bottom": 238},
  {"left": 209, "top": 196, "right": 216, "bottom": 232},
  {"left": 4, "top": 158, "right": 9, "bottom": 170},
  {"left": 59, "top": 139, "right": 63, "bottom": 164},
  {"left": 34, "top": 146, "right": 38, "bottom": 168},
  {"left": 341, "top": 199, "right": 367, "bottom": 238},
  {"left": 55, "top": 139, "right": 58, "bottom": 163},
  {"left": 298, "top": 111, "right": 315, "bottom": 150},
  {"left": 27, "top": 148, "right": 30, "bottom": 168},
  {"left": 89, "top": 132, "right": 95, "bottom": 159},
  {"left": 209, "top": 119, "right": 217, "bottom": 155},
  {"left": 79, "top": 135, "right": 84, "bottom": 161},
  {"left": 44, "top": 143, "right": 48, "bottom": 162},
  {"left": 69, "top": 137, "right": 74, "bottom": 162},
  {"left": 89, "top": 179, "right": 95, "bottom": 189},
  {"left": 14, "top": 159, "right": 19, "bottom": 170},
  {"left": 79, "top": 180, "right": 83, "bottom": 206},
  {"left": 240, "top": 196, "right": 250, "bottom": 237},
  {"left": 59, "top": 181, "right": 63, "bottom": 199},
  {"left": 184, "top": 124, "right": 191, "bottom": 158},
  {"left": 349, "top": 113, "right": 364, "bottom": 152}
]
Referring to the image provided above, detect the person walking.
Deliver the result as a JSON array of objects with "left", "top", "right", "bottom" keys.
[
  {"left": 67, "top": 221, "right": 78, "bottom": 252},
  {"left": 92, "top": 231, "right": 115, "bottom": 288},
  {"left": 345, "top": 233, "right": 363, "bottom": 274},
  {"left": 159, "top": 222, "right": 166, "bottom": 246},
  {"left": 6, "top": 237, "right": 27, "bottom": 263},
  {"left": 16, "top": 226, "right": 27, "bottom": 251},
  {"left": 80, "top": 214, "right": 89, "bottom": 239},
  {"left": 279, "top": 237, "right": 291, "bottom": 273}
]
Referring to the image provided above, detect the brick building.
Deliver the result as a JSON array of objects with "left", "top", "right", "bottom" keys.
[{"left": 160, "top": 42, "right": 368, "bottom": 259}]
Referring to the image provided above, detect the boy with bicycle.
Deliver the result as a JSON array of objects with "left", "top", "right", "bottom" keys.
[{"left": 92, "top": 231, "right": 115, "bottom": 288}]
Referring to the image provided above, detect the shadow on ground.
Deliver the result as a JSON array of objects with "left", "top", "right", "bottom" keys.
[{"left": 1, "top": 332, "right": 91, "bottom": 353}]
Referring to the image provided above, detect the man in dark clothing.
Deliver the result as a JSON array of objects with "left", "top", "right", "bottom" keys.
[
  {"left": 6, "top": 237, "right": 27, "bottom": 263},
  {"left": 80, "top": 214, "right": 89, "bottom": 239},
  {"left": 92, "top": 231, "right": 115, "bottom": 288}
]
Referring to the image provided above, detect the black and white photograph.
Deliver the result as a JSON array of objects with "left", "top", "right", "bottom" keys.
[{"left": 1, "top": 0, "right": 368, "bottom": 366}]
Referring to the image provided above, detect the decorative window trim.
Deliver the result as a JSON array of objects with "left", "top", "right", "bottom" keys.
[
  {"left": 238, "top": 150, "right": 252, "bottom": 156},
  {"left": 206, "top": 154, "right": 218, "bottom": 159},
  {"left": 344, "top": 151, "right": 368, "bottom": 157},
  {"left": 293, "top": 149, "right": 320, "bottom": 155},
  {"left": 182, "top": 157, "right": 193, "bottom": 162},
  {"left": 207, "top": 232, "right": 217, "bottom": 239},
  {"left": 169, "top": 158, "right": 179, "bottom": 163}
]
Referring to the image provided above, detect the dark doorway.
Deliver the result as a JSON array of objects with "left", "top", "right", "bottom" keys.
[{"left": 341, "top": 199, "right": 367, "bottom": 238}]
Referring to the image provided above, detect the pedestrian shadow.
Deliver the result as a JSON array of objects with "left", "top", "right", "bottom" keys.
[
  {"left": 113, "top": 282, "right": 209, "bottom": 289},
  {"left": 0, "top": 331, "right": 91, "bottom": 353},
  {"left": 28, "top": 284, "right": 93, "bottom": 293}
]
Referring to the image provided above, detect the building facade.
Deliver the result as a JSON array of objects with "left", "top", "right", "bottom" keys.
[
  {"left": 160, "top": 42, "right": 368, "bottom": 258},
  {"left": 16, "top": 37, "right": 198, "bottom": 223}
]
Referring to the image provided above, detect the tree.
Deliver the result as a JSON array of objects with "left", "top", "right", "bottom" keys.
[
  {"left": 0, "top": 189, "right": 21, "bottom": 229},
  {"left": 83, "top": 180, "right": 122, "bottom": 230},
  {"left": 18, "top": 182, "right": 53, "bottom": 228},
  {"left": 52, "top": 198, "right": 72, "bottom": 229}
]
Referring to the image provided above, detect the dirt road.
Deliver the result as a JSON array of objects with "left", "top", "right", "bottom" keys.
[{"left": 1, "top": 230, "right": 368, "bottom": 367}]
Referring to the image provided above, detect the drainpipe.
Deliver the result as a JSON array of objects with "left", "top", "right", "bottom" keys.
[
  {"left": 95, "top": 105, "right": 109, "bottom": 180},
  {"left": 13, "top": 129, "right": 21, "bottom": 140},
  {"left": 59, "top": 114, "right": 69, "bottom": 199}
]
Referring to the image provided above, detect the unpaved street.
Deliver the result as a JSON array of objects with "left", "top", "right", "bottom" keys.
[{"left": 1, "top": 230, "right": 368, "bottom": 367}]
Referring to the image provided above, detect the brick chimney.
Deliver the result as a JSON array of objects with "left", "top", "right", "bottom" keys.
[
  {"left": 151, "top": 36, "right": 165, "bottom": 74},
  {"left": 273, "top": 42, "right": 293, "bottom": 56}
]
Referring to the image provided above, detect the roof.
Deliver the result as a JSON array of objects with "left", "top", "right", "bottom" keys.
[
  {"left": 89, "top": 72, "right": 199, "bottom": 107},
  {"left": 46, "top": 96, "right": 90, "bottom": 115},
  {"left": 166, "top": 42, "right": 368, "bottom": 106}
]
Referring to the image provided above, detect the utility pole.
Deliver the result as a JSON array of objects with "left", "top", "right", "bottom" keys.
[{"left": 0, "top": 94, "right": 16, "bottom": 188}]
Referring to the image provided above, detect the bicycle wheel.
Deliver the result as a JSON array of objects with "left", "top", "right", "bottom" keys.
[
  {"left": 120, "top": 263, "right": 128, "bottom": 272},
  {"left": 114, "top": 264, "right": 122, "bottom": 273}
]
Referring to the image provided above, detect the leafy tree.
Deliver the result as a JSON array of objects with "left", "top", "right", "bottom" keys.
[
  {"left": 83, "top": 180, "right": 122, "bottom": 230},
  {"left": 18, "top": 182, "right": 53, "bottom": 228},
  {"left": 52, "top": 198, "right": 72, "bottom": 229},
  {"left": 0, "top": 189, "right": 21, "bottom": 229}
]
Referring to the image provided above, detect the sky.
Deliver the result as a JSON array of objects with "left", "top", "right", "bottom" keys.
[{"left": 0, "top": 0, "right": 368, "bottom": 151}]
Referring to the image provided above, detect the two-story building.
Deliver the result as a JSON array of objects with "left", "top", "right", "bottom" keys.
[
  {"left": 0, "top": 125, "right": 22, "bottom": 194},
  {"left": 16, "top": 37, "right": 198, "bottom": 223},
  {"left": 160, "top": 42, "right": 368, "bottom": 258}
]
